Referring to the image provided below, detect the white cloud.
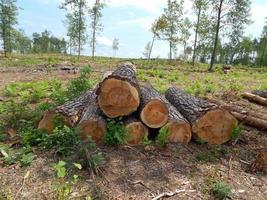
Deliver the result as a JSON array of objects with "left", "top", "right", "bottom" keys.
[
  {"left": 97, "top": 36, "right": 113, "bottom": 46},
  {"left": 120, "top": 17, "right": 155, "bottom": 31}
]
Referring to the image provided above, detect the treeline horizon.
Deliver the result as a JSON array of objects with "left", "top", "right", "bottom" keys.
[{"left": 0, "top": 0, "right": 267, "bottom": 69}]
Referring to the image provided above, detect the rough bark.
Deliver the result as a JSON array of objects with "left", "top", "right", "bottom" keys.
[
  {"left": 206, "top": 97, "right": 267, "bottom": 130},
  {"left": 38, "top": 89, "right": 96, "bottom": 133},
  {"left": 162, "top": 103, "right": 192, "bottom": 144},
  {"left": 124, "top": 117, "right": 149, "bottom": 145},
  {"left": 252, "top": 90, "right": 267, "bottom": 99},
  {"left": 139, "top": 84, "right": 169, "bottom": 129},
  {"left": 96, "top": 62, "right": 140, "bottom": 118},
  {"left": 165, "top": 87, "right": 238, "bottom": 145},
  {"left": 78, "top": 100, "right": 106, "bottom": 142},
  {"left": 242, "top": 92, "right": 267, "bottom": 106}
]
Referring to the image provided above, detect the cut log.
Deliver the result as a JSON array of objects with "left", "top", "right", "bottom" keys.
[
  {"left": 165, "top": 87, "right": 238, "bottom": 145},
  {"left": 139, "top": 84, "right": 169, "bottom": 129},
  {"left": 38, "top": 89, "right": 96, "bottom": 133},
  {"left": 78, "top": 101, "right": 106, "bottom": 142},
  {"left": 252, "top": 90, "right": 267, "bottom": 99},
  {"left": 97, "top": 63, "right": 140, "bottom": 118},
  {"left": 242, "top": 92, "right": 267, "bottom": 106},
  {"left": 124, "top": 117, "right": 149, "bottom": 145},
  {"left": 206, "top": 98, "right": 267, "bottom": 130},
  {"left": 162, "top": 104, "right": 192, "bottom": 144}
]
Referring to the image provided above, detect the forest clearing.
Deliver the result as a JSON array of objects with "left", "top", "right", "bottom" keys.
[
  {"left": 0, "top": 54, "right": 266, "bottom": 200},
  {"left": 1, "top": 0, "right": 267, "bottom": 199}
]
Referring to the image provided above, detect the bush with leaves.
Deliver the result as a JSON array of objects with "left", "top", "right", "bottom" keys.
[
  {"left": 104, "top": 118, "right": 126, "bottom": 145},
  {"left": 65, "top": 65, "right": 94, "bottom": 100}
]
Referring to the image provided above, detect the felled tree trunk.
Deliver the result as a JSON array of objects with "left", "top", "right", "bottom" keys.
[
  {"left": 252, "top": 90, "right": 267, "bottom": 99},
  {"left": 78, "top": 101, "right": 107, "bottom": 142},
  {"left": 124, "top": 117, "right": 149, "bottom": 145},
  {"left": 242, "top": 92, "right": 267, "bottom": 106},
  {"left": 162, "top": 104, "right": 192, "bottom": 144},
  {"left": 139, "top": 84, "right": 169, "bottom": 129},
  {"left": 96, "top": 62, "right": 140, "bottom": 118},
  {"left": 165, "top": 87, "right": 238, "bottom": 145},
  {"left": 38, "top": 89, "right": 96, "bottom": 133},
  {"left": 206, "top": 98, "right": 267, "bottom": 130}
]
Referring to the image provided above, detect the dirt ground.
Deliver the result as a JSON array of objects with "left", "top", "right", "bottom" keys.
[{"left": 0, "top": 65, "right": 266, "bottom": 200}]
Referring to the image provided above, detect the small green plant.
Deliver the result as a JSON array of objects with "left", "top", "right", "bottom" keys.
[
  {"left": 195, "top": 146, "right": 229, "bottom": 163},
  {"left": 142, "top": 135, "right": 152, "bottom": 146},
  {"left": 20, "top": 153, "right": 36, "bottom": 167},
  {"left": 104, "top": 118, "right": 126, "bottom": 145},
  {"left": 156, "top": 125, "right": 170, "bottom": 147},
  {"left": 231, "top": 124, "right": 244, "bottom": 141},
  {"left": 211, "top": 181, "right": 231, "bottom": 200},
  {"left": 53, "top": 161, "right": 67, "bottom": 178},
  {"left": 65, "top": 65, "right": 94, "bottom": 100}
]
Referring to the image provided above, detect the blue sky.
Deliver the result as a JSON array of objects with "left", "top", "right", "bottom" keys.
[{"left": 17, "top": 0, "right": 267, "bottom": 58}]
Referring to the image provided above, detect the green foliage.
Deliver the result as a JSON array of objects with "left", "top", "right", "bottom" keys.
[
  {"left": 40, "top": 126, "right": 81, "bottom": 156},
  {"left": 195, "top": 146, "right": 230, "bottom": 163},
  {"left": 0, "top": 145, "right": 35, "bottom": 167},
  {"left": 211, "top": 181, "right": 231, "bottom": 200},
  {"left": 156, "top": 125, "right": 170, "bottom": 147},
  {"left": 65, "top": 65, "right": 94, "bottom": 100},
  {"left": 53, "top": 161, "right": 67, "bottom": 178},
  {"left": 104, "top": 118, "right": 126, "bottom": 145},
  {"left": 231, "top": 124, "right": 244, "bottom": 141},
  {"left": 20, "top": 153, "right": 36, "bottom": 167},
  {"left": 142, "top": 136, "right": 152, "bottom": 146}
]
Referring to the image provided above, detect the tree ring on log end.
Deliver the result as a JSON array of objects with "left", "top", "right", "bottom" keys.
[
  {"left": 79, "top": 120, "right": 107, "bottom": 142},
  {"left": 167, "top": 122, "right": 192, "bottom": 144},
  {"left": 98, "top": 78, "right": 140, "bottom": 118},
  {"left": 192, "top": 108, "right": 238, "bottom": 145},
  {"left": 141, "top": 99, "right": 168, "bottom": 128},
  {"left": 125, "top": 122, "right": 149, "bottom": 145}
]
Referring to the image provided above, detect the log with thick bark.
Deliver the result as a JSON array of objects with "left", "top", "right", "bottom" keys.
[
  {"left": 206, "top": 98, "right": 267, "bottom": 130},
  {"left": 242, "top": 92, "right": 267, "bottom": 106},
  {"left": 139, "top": 84, "right": 169, "bottom": 129},
  {"left": 78, "top": 101, "right": 107, "bottom": 142},
  {"left": 96, "top": 63, "right": 140, "bottom": 118},
  {"left": 162, "top": 104, "right": 192, "bottom": 144},
  {"left": 165, "top": 87, "right": 238, "bottom": 145},
  {"left": 252, "top": 90, "right": 267, "bottom": 99},
  {"left": 124, "top": 117, "right": 149, "bottom": 145},
  {"left": 38, "top": 89, "right": 96, "bottom": 133}
]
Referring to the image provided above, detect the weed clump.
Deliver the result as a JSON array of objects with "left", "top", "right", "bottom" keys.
[
  {"left": 104, "top": 118, "right": 126, "bottom": 145},
  {"left": 211, "top": 181, "right": 231, "bottom": 200}
]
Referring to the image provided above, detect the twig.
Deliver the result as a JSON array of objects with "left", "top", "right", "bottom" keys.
[
  {"left": 228, "top": 156, "right": 233, "bottom": 177},
  {"left": 132, "top": 180, "right": 151, "bottom": 190},
  {"left": 151, "top": 189, "right": 195, "bottom": 200},
  {"left": 239, "top": 159, "right": 251, "bottom": 165}
]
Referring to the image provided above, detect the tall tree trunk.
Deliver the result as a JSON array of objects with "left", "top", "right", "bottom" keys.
[
  {"left": 192, "top": 7, "right": 201, "bottom": 66},
  {"left": 91, "top": 0, "right": 98, "bottom": 59},
  {"left": 148, "top": 34, "right": 156, "bottom": 61},
  {"left": 169, "top": 39, "right": 172, "bottom": 61},
  {"left": 78, "top": 0, "right": 82, "bottom": 58},
  {"left": 209, "top": 0, "right": 224, "bottom": 72},
  {"left": 260, "top": 36, "right": 267, "bottom": 66}
]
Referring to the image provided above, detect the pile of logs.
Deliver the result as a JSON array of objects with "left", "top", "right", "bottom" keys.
[{"left": 38, "top": 63, "right": 240, "bottom": 145}]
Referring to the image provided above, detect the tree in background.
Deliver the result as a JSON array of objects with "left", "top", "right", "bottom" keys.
[
  {"left": 61, "top": 0, "right": 87, "bottom": 58},
  {"left": 32, "top": 30, "right": 67, "bottom": 54},
  {"left": 148, "top": 18, "right": 166, "bottom": 60},
  {"left": 12, "top": 29, "right": 31, "bottom": 54},
  {"left": 192, "top": 0, "right": 209, "bottom": 66},
  {"left": 112, "top": 37, "right": 119, "bottom": 57},
  {"left": 89, "top": 0, "right": 105, "bottom": 59},
  {"left": 0, "top": 0, "right": 18, "bottom": 57},
  {"left": 143, "top": 42, "right": 151, "bottom": 59},
  {"left": 209, "top": 0, "right": 252, "bottom": 71},
  {"left": 257, "top": 18, "right": 267, "bottom": 66},
  {"left": 155, "top": 0, "right": 185, "bottom": 61},
  {"left": 180, "top": 17, "right": 192, "bottom": 60}
]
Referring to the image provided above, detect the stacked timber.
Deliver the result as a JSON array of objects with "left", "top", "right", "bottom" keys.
[
  {"left": 165, "top": 87, "right": 238, "bottom": 145},
  {"left": 38, "top": 63, "right": 245, "bottom": 146}
]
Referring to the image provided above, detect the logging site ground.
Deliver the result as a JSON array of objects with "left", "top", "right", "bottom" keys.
[{"left": 0, "top": 54, "right": 267, "bottom": 200}]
